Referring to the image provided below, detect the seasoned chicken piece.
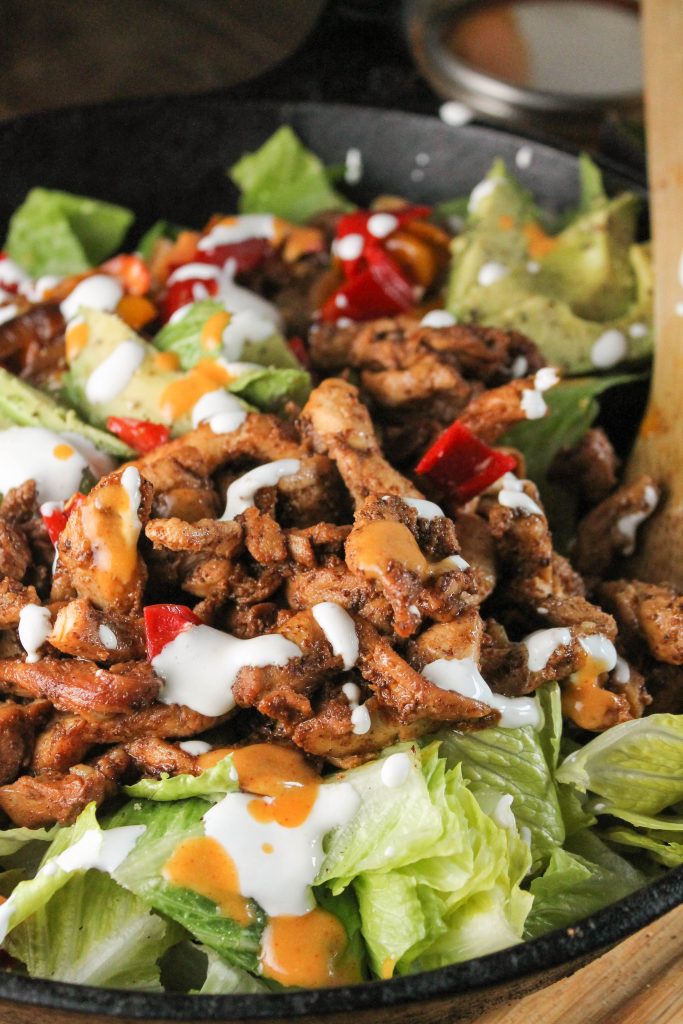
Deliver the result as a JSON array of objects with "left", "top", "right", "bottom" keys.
[
  {"left": 55, "top": 468, "right": 152, "bottom": 614},
  {"left": 0, "top": 658, "right": 160, "bottom": 717},
  {"left": 145, "top": 516, "right": 243, "bottom": 557},
  {"left": 549, "top": 427, "right": 620, "bottom": 505},
  {"left": 0, "top": 700, "right": 52, "bottom": 785},
  {"left": 0, "top": 303, "right": 65, "bottom": 377},
  {"left": 0, "top": 578, "right": 39, "bottom": 628},
  {"left": 125, "top": 737, "right": 200, "bottom": 778},
  {"left": 31, "top": 703, "right": 232, "bottom": 772},
  {"left": 300, "top": 378, "right": 421, "bottom": 504},
  {"left": 644, "top": 663, "right": 683, "bottom": 715},
  {"left": 346, "top": 495, "right": 474, "bottom": 637},
  {"left": 453, "top": 512, "right": 497, "bottom": 603},
  {"left": 286, "top": 561, "right": 394, "bottom": 634},
  {"left": 575, "top": 476, "right": 659, "bottom": 577},
  {"left": 0, "top": 521, "right": 31, "bottom": 582},
  {"left": 241, "top": 507, "right": 288, "bottom": 565},
  {"left": 224, "top": 602, "right": 279, "bottom": 639},
  {"left": 0, "top": 747, "right": 130, "bottom": 828},
  {"left": 598, "top": 579, "right": 683, "bottom": 665},
  {"left": 407, "top": 611, "right": 483, "bottom": 668},
  {"left": 0, "top": 481, "right": 54, "bottom": 592},
  {"left": 48, "top": 599, "right": 146, "bottom": 664},
  {"left": 458, "top": 377, "right": 552, "bottom": 443},
  {"left": 355, "top": 618, "right": 497, "bottom": 725},
  {"left": 361, "top": 355, "right": 472, "bottom": 410}
]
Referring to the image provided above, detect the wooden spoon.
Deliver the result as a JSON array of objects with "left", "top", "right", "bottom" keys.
[{"left": 626, "top": 0, "right": 683, "bottom": 585}]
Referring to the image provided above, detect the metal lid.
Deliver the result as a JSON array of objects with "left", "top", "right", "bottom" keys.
[{"left": 405, "top": 0, "right": 643, "bottom": 141}]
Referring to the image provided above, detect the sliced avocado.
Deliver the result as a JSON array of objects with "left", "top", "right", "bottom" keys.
[
  {"left": 0, "top": 366, "right": 135, "bottom": 458},
  {"left": 63, "top": 309, "right": 192, "bottom": 434},
  {"left": 445, "top": 158, "right": 653, "bottom": 374}
]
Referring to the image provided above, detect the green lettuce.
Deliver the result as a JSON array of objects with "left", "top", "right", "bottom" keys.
[
  {"left": 108, "top": 798, "right": 265, "bottom": 972},
  {"left": 524, "top": 830, "right": 647, "bottom": 938},
  {"left": 603, "top": 826, "right": 683, "bottom": 868},
  {"left": 229, "top": 126, "right": 353, "bottom": 223},
  {"left": 136, "top": 219, "right": 185, "bottom": 262},
  {"left": 0, "top": 824, "right": 55, "bottom": 858},
  {"left": 197, "top": 948, "right": 270, "bottom": 994},
  {"left": 153, "top": 299, "right": 301, "bottom": 372},
  {"left": 438, "top": 684, "right": 566, "bottom": 867},
  {"left": 320, "top": 745, "right": 532, "bottom": 976},
  {"left": 556, "top": 713, "right": 683, "bottom": 815},
  {"left": 124, "top": 753, "right": 237, "bottom": 802},
  {"left": 6, "top": 188, "right": 133, "bottom": 276},
  {"left": 6, "top": 868, "right": 179, "bottom": 989},
  {"left": 228, "top": 366, "right": 311, "bottom": 412}
]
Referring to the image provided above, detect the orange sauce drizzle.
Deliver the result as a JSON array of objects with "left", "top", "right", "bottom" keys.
[
  {"left": 230, "top": 743, "right": 319, "bottom": 795},
  {"left": 197, "top": 746, "right": 234, "bottom": 771},
  {"left": 52, "top": 443, "right": 75, "bottom": 461},
  {"left": 163, "top": 835, "right": 253, "bottom": 925},
  {"left": 260, "top": 908, "right": 362, "bottom": 988},
  {"left": 79, "top": 477, "right": 139, "bottom": 603},
  {"left": 152, "top": 350, "right": 181, "bottom": 372},
  {"left": 200, "top": 310, "right": 231, "bottom": 353},
  {"left": 522, "top": 221, "right": 558, "bottom": 260},
  {"left": 116, "top": 294, "right": 157, "bottom": 331},
  {"left": 160, "top": 359, "right": 232, "bottom": 419},
  {"left": 346, "top": 520, "right": 461, "bottom": 583},
  {"left": 65, "top": 320, "right": 89, "bottom": 362},
  {"left": 498, "top": 213, "right": 515, "bottom": 231},
  {"left": 562, "top": 656, "right": 625, "bottom": 731}
]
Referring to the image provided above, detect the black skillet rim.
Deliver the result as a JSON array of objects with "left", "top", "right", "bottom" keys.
[{"left": 0, "top": 93, "right": 678, "bottom": 1020}]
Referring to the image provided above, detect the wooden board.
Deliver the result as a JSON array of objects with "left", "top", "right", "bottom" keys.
[{"left": 472, "top": 904, "right": 683, "bottom": 1024}]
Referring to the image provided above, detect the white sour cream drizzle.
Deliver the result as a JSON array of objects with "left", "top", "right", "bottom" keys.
[
  {"left": 0, "top": 257, "right": 30, "bottom": 290},
  {"left": 334, "top": 233, "right": 364, "bottom": 261},
  {"left": 18, "top": 605, "right": 52, "bottom": 664},
  {"left": 168, "top": 263, "right": 220, "bottom": 284},
  {"left": 221, "top": 458, "right": 301, "bottom": 521},
  {"left": 221, "top": 309, "right": 274, "bottom": 362},
  {"left": 367, "top": 213, "right": 398, "bottom": 239},
  {"left": 0, "top": 304, "right": 18, "bottom": 326},
  {"left": 351, "top": 704, "right": 372, "bottom": 735},
  {"left": 153, "top": 623, "right": 302, "bottom": 717},
  {"left": 468, "top": 177, "right": 501, "bottom": 214},
  {"left": 120, "top": 466, "right": 142, "bottom": 535},
  {"left": 85, "top": 338, "right": 146, "bottom": 405},
  {"left": 523, "top": 627, "right": 572, "bottom": 672},
  {"left": 492, "top": 794, "right": 517, "bottom": 830},
  {"left": 0, "top": 427, "right": 87, "bottom": 504},
  {"left": 380, "top": 752, "right": 411, "bottom": 788},
  {"left": 590, "top": 329, "right": 627, "bottom": 369},
  {"left": 613, "top": 656, "right": 631, "bottom": 684},
  {"left": 511, "top": 355, "right": 529, "bottom": 378},
  {"left": 0, "top": 825, "right": 145, "bottom": 943},
  {"left": 520, "top": 366, "right": 559, "bottom": 420},
  {"left": 311, "top": 602, "right": 358, "bottom": 670},
  {"left": 493, "top": 472, "right": 543, "bottom": 516},
  {"left": 579, "top": 635, "right": 617, "bottom": 674},
  {"left": 341, "top": 682, "right": 361, "bottom": 707},
  {"left": 422, "top": 657, "right": 542, "bottom": 728},
  {"left": 197, "top": 215, "right": 275, "bottom": 249},
  {"left": 615, "top": 484, "right": 658, "bottom": 555},
  {"left": 344, "top": 148, "right": 363, "bottom": 185},
  {"left": 478, "top": 261, "right": 509, "bottom": 287},
  {"left": 420, "top": 309, "right": 457, "bottom": 328},
  {"left": 191, "top": 389, "right": 247, "bottom": 432},
  {"left": 439, "top": 100, "right": 474, "bottom": 127},
  {"left": 98, "top": 624, "right": 118, "bottom": 650},
  {"left": 60, "top": 274, "right": 123, "bottom": 322},
  {"left": 202, "top": 782, "right": 359, "bottom": 917},
  {"left": 179, "top": 739, "right": 213, "bottom": 756},
  {"left": 515, "top": 146, "right": 534, "bottom": 170}
]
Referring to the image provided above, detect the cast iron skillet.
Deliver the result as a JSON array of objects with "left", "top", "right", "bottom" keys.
[{"left": 0, "top": 96, "right": 679, "bottom": 1024}]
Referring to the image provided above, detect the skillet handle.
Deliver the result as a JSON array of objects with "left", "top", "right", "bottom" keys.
[{"left": 223, "top": 0, "right": 439, "bottom": 114}]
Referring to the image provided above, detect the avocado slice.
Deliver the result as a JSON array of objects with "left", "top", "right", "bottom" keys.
[
  {"left": 0, "top": 367, "right": 135, "bottom": 459},
  {"left": 445, "top": 159, "right": 653, "bottom": 374}
]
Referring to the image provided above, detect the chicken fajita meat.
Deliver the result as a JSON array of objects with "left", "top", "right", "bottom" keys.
[{"left": 0, "top": 331, "right": 672, "bottom": 829}]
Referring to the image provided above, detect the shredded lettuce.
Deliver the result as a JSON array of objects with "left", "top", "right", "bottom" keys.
[
  {"left": 229, "top": 126, "right": 353, "bottom": 223},
  {"left": 6, "top": 188, "right": 133, "bottom": 276},
  {"left": 228, "top": 366, "right": 311, "bottom": 411},
  {"left": 524, "top": 830, "right": 648, "bottom": 938},
  {"left": 124, "top": 753, "right": 237, "bottom": 803},
  {"left": 556, "top": 713, "right": 683, "bottom": 815},
  {"left": 196, "top": 948, "right": 270, "bottom": 994}
]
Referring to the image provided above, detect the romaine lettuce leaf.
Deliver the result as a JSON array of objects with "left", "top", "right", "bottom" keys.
[
  {"left": 0, "top": 824, "right": 55, "bottom": 858},
  {"left": 6, "top": 868, "right": 179, "bottom": 989},
  {"left": 524, "top": 830, "right": 647, "bottom": 938},
  {"left": 197, "top": 948, "right": 270, "bottom": 994},
  {"left": 228, "top": 366, "right": 311, "bottom": 412},
  {"left": 6, "top": 188, "right": 133, "bottom": 276},
  {"left": 602, "top": 826, "right": 683, "bottom": 868},
  {"left": 136, "top": 220, "right": 185, "bottom": 262},
  {"left": 229, "top": 126, "right": 353, "bottom": 223},
  {"left": 438, "top": 684, "right": 566, "bottom": 866},
  {"left": 154, "top": 300, "right": 301, "bottom": 372},
  {"left": 556, "top": 713, "right": 683, "bottom": 815},
  {"left": 124, "top": 753, "right": 237, "bottom": 802},
  {"left": 108, "top": 798, "right": 265, "bottom": 972}
]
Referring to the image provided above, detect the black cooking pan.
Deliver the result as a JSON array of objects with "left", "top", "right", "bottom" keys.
[{"left": 0, "top": 95, "right": 679, "bottom": 1024}]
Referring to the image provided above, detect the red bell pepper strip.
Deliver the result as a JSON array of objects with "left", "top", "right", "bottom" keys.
[
  {"left": 40, "top": 492, "right": 86, "bottom": 545},
  {"left": 144, "top": 604, "right": 202, "bottom": 661},
  {"left": 100, "top": 254, "right": 151, "bottom": 296},
  {"left": 416, "top": 420, "right": 517, "bottom": 503},
  {"left": 161, "top": 277, "right": 219, "bottom": 322},
  {"left": 333, "top": 206, "right": 432, "bottom": 278},
  {"left": 287, "top": 335, "right": 311, "bottom": 369},
  {"left": 194, "top": 237, "right": 271, "bottom": 276},
  {"left": 106, "top": 416, "right": 170, "bottom": 455},
  {"left": 321, "top": 249, "right": 415, "bottom": 322}
]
